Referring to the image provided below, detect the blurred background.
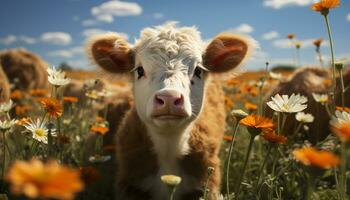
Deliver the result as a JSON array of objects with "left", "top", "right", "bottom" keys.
[{"left": 0, "top": 0, "right": 350, "bottom": 71}]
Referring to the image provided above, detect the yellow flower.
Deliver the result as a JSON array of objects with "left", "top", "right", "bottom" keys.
[
  {"left": 311, "top": 0, "right": 340, "bottom": 13},
  {"left": 160, "top": 175, "right": 182, "bottom": 187},
  {"left": 293, "top": 147, "right": 340, "bottom": 169},
  {"left": 40, "top": 97, "right": 63, "bottom": 118},
  {"left": 6, "top": 159, "right": 84, "bottom": 200}
]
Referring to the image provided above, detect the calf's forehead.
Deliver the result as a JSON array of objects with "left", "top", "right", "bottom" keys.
[{"left": 134, "top": 24, "right": 205, "bottom": 70}]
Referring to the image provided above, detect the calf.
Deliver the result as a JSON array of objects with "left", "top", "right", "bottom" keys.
[
  {"left": 87, "top": 23, "right": 255, "bottom": 200},
  {"left": 0, "top": 65, "right": 10, "bottom": 102}
]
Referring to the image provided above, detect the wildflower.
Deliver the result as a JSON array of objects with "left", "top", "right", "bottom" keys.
[
  {"left": 24, "top": 119, "right": 56, "bottom": 144},
  {"left": 15, "top": 105, "right": 32, "bottom": 116},
  {"left": 231, "top": 109, "right": 248, "bottom": 120},
  {"left": 85, "top": 90, "right": 100, "bottom": 100},
  {"left": 16, "top": 117, "right": 30, "bottom": 126},
  {"left": 331, "top": 122, "right": 350, "bottom": 142},
  {"left": 63, "top": 96, "right": 78, "bottom": 103},
  {"left": 269, "top": 71, "right": 283, "bottom": 80},
  {"left": 29, "top": 89, "right": 48, "bottom": 96},
  {"left": 296, "top": 112, "right": 315, "bottom": 123},
  {"left": 96, "top": 116, "right": 105, "bottom": 123},
  {"left": 10, "top": 90, "right": 24, "bottom": 99},
  {"left": 336, "top": 106, "right": 350, "bottom": 113},
  {"left": 161, "top": 175, "right": 182, "bottom": 187},
  {"left": 98, "top": 89, "right": 113, "bottom": 97},
  {"left": 313, "top": 38, "right": 323, "bottom": 47},
  {"left": 293, "top": 147, "right": 340, "bottom": 169},
  {"left": 6, "top": 159, "right": 84, "bottom": 200},
  {"left": 312, "top": 93, "right": 328, "bottom": 104},
  {"left": 240, "top": 115, "right": 275, "bottom": 135},
  {"left": 330, "top": 110, "right": 350, "bottom": 125},
  {"left": 311, "top": 0, "right": 340, "bottom": 14},
  {"left": 40, "top": 98, "right": 62, "bottom": 118},
  {"left": 0, "top": 119, "right": 17, "bottom": 131},
  {"left": 0, "top": 99, "right": 13, "bottom": 114},
  {"left": 287, "top": 34, "right": 295, "bottom": 39},
  {"left": 47, "top": 67, "right": 70, "bottom": 86},
  {"left": 262, "top": 129, "right": 287, "bottom": 144},
  {"left": 223, "top": 135, "right": 234, "bottom": 142},
  {"left": 244, "top": 102, "right": 257, "bottom": 111},
  {"left": 90, "top": 125, "right": 109, "bottom": 135},
  {"left": 267, "top": 94, "right": 308, "bottom": 113}
]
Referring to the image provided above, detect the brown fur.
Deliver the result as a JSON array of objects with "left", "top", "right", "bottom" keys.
[
  {"left": 0, "top": 64, "right": 10, "bottom": 103},
  {"left": 264, "top": 67, "right": 331, "bottom": 143},
  {"left": 63, "top": 79, "right": 106, "bottom": 98},
  {"left": 336, "top": 67, "right": 350, "bottom": 107},
  {"left": 116, "top": 79, "right": 225, "bottom": 200},
  {"left": 0, "top": 48, "right": 49, "bottom": 91}
]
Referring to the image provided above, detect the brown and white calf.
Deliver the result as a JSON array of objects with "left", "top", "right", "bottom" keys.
[{"left": 87, "top": 23, "right": 255, "bottom": 200}]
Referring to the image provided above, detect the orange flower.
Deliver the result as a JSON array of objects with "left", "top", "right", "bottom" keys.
[
  {"left": 15, "top": 105, "right": 32, "bottom": 116},
  {"left": 10, "top": 90, "right": 24, "bottom": 99},
  {"left": 244, "top": 102, "right": 258, "bottom": 111},
  {"left": 91, "top": 125, "right": 109, "bottom": 135},
  {"left": 311, "top": 0, "right": 340, "bottom": 13},
  {"left": 29, "top": 89, "right": 49, "bottom": 96},
  {"left": 224, "top": 96, "right": 234, "bottom": 110},
  {"left": 40, "top": 98, "right": 62, "bottom": 118},
  {"left": 16, "top": 117, "right": 30, "bottom": 126},
  {"left": 293, "top": 147, "right": 340, "bottom": 169},
  {"left": 63, "top": 96, "right": 78, "bottom": 103},
  {"left": 240, "top": 115, "right": 274, "bottom": 129},
  {"left": 331, "top": 122, "right": 350, "bottom": 142},
  {"left": 223, "top": 135, "right": 234, "bottom": 142},
  {"left": 262, "top": 129, "right": 287, "bottom": 144},
  {"left": 336, "top": 106, "right": 350, "bottom": 113},
  {"left": 287, "top": 34, "right": 295, "bottom": 39},
  {"left": 313, "top": 38, "right": 323, "bottom": 47},
  {"left": 6, "top": 159, "right": 84, "bottom": 200}
]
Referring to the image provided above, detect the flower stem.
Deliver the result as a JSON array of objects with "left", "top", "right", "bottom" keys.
[
  {"left": 225, "top": 123, "right": 240, "bottom": 196},
  {"left": 323, "top": 14, "right": 336, "bottom": 111},
  {"left": 256, "top": 145, "right": 273, "bottom": 194},
  {"left": 339, "top": 141, "right": 347, "bottom": 199},
  {"left": 339, "top": 69, "right": 345, "bottom": 107},
  {"left": 1, "top": 131, "right": 6, "bottom": 182},
  {"left": 306, "top": 174, "right": 315, "bottom": 200},
  {"left": 234, "top": 135, "right": 256, "bottom": 197}
]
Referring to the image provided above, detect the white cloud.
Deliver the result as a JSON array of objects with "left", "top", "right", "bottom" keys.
[
  {"left": 83, "top": 0, "right": 142, "bottom": 26},
  {"left": 82, "top": 29, "right": 129, "bottom": 40},
  {"left": 262, "top": 31, "right": 279, "bottom": 40},
  {"left": 272, "top": 38, "right": 329, "bottom": 49},
  {"left": 347, "top": 13, "right": 350, "bottom": 21},
  {"left": 153, "top": 13, "right": 164, "bottom": 19},
  {"left": 0, "top": 35, "right": 17, "bottom": 45},
  {"left": 263, "top": 0, "right": 317, "bottom": 9},
  {"left": 227, "top": 23, "right": 254, "bottom": 34},
  {"left": 19, "top": 36, "right": 36, "bottom": 44},
  {"left": 67, "top": 59, "right": 94, "bottom": 70},
  {"left": 48, "top": 46, "right": 84, "bottom": 58},
  {"left": 40, "top": 32, "right": 72, "bottom": 45}
]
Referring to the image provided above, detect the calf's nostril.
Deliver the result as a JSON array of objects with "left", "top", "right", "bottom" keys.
[
  {"left": 155, "top": 95, "right": 165, "bottom": 105},
  {"left": 174, "top": 95, "right": 184, "bottom": 106}
]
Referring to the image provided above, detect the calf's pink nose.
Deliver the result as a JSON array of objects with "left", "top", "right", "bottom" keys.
[{"left": 154, "top": 90, "right": 184, "bottom": 109}]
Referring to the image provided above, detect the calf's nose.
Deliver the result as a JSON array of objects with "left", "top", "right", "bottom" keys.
[{"left": 154, "top": 90, "right": 184, "bottom": 109}]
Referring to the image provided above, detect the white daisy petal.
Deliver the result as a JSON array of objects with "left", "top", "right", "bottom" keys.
[{"left": 267, "top": 93, "right": 308, "bottom": 113}]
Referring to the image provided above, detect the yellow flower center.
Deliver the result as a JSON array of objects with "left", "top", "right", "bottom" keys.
[
  {"left": 282, "top": 104, "right": 289, "bottom": 110},
  {"left": 35, "top": 129, "right": 45, "bottom": 137}
]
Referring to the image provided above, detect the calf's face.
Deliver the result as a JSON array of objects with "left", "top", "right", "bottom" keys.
[{"left": 87, "top": 24, "right": 251, "bottom": 130}]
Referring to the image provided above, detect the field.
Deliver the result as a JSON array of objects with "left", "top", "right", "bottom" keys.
[{"left": 1, "top": 0, "right": 350, "bottom": 200}]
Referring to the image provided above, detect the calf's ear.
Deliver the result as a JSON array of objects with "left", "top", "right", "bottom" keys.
[
  {"left": 203, "top": 33, "right": 253, "bottom": 73},
  {"left": 86, "top": 33, "right": 134, "bottom": 73}
]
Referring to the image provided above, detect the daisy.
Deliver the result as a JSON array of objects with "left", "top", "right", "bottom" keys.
[
  {"left": 47, "top": 66, "right": 70, "bottom": 86},
  {"left": 295, "top": 112, "right": 315, "bottom": 123},
  {"left": 231, "top": 109, "right": 248, "bottom": 119},
  {"left": 312, "top": 93, "right": 328, "bottom": 104},
  {"left": 0, "top": 99, "right": 14, "bottom": 114},
  {"left": 0, "top": 119, "right": 17, "bottom": 131},
  {"left": 330, "top": 110, "right": 350, "bottom": 126},
  {"left": 267, "top": 94, "right": 308, "bottom": 113},
  {"left": 24, "top": 119, "right": 56, "bottom": 144}
]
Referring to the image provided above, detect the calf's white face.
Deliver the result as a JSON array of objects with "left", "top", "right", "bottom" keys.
[{"left": 87, "top": 23, "right": 252, "bottom": 131}]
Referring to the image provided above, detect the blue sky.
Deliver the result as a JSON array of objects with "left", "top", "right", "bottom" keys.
[{"left": 0, "top": 0, "right": 349, "bottom": 70}]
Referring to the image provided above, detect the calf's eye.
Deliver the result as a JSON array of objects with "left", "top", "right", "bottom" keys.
[
  {"left": 136, "top": 66, "right": 145, "bottom": 79},
  {"left": 194, "top": 67, "right": 202, "bottom": 79}
]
